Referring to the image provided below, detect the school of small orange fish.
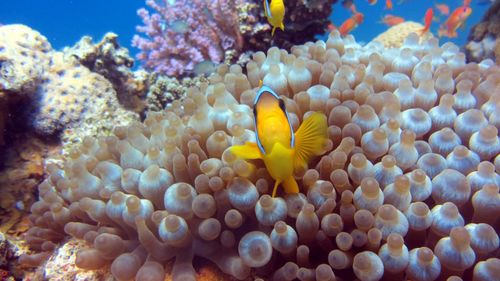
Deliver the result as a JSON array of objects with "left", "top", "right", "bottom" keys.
[{"left": 329, "top": 0, "right": 475, "bottom": 39}]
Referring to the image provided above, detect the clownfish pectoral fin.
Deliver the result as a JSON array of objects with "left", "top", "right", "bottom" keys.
[
  {"left": 229, "top": 142, "right": 263, "bottom": 160},
  {"left": 282, "top": 176, "right": 299, "bottom": 194},
  {"left": 293, "top": 112, "right": 328, "bottom": 173}
]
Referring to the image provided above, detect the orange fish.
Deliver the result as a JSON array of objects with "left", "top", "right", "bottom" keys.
[
  {"left": 420, "top": 8, "right": 433, "bottom": 35},
  {"left": 367, "top": 0, "right": 377, "bottom": 5},
  {"left": 385, "top": 0, "right": 393, "bottom": 9},
  {"left": 339, "top": 12, "right": 364, "bottom": 36},
  {"left": 435, "top": 3, "right": 450, "bottom": 15},
  {"left": 380, "top": 14, "right": 405, "bottom": 26},
  {"left": 349, "top": 3, "right": 358, "bottom": 13},
  {"left": 353, "top": 12, "right": 364, "bottom": 23},
  {"left": 438, "top": 5, "right": 472, "bottom": 38},
  {"left": 342, "top": 0, "right": 358, "bottom": 13}
]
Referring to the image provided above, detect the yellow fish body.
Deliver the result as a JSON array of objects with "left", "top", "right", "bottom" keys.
[
  {"left": 264, "top": 0, "right": 285, "bottom": 36},
  {"left": 230, "top": 85, "right": 328, "bottom": 197}
]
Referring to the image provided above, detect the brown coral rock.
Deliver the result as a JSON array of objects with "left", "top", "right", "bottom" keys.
[
  {"left": 370, "top": 21, "right": 434, "bottom": 48},
  {"left": 465, "top": 0, "right": 500, "bottom": 63}
]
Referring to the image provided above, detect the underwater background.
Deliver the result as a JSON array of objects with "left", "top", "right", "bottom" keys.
[
  {"left": 0, "top": 0, "right": 492, "bottom": 55},
  {"left": 0, "top": 0, "right": 499, "bottom": 280}
]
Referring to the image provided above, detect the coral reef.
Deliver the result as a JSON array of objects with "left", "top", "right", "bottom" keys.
[
  {"left": 133, "top": 0, "right": 340, "bottom": 76},
  {"left": 32, "top": 53, "right": 128, "bottom": 136},
  {"left": 0, "top": 133, "right": 64, "bottom": 280},
  {"left": 0, "top": 24, "right": 138, "bottom": 142},
  {"left": 0, "top": 92, "right": 9, "bottom": 146},
  {"left": 145, "top": 75, "right": 209, "bottom": 112},
  {"left": 0, "top": 233, "right": 12, "bottom": 271},
  {"left": 370, "top": 21, "right": 434, "bottom": 48},
  {"left": 133, "top": 0, "right": 246, "bottom": 76},
  {"left": 0, "top": 24, "right": 52, "bottom": 145},
  {"left": 22, "top": 30, "right": 500, "bottom": 281},
  {"left": 23, "top": 239, "right": 114, "bottom": 281},
  {"left": 0, "top": 135, "right": 51, "bottom": 233},
  {"left": 0, "top": 231, "right": 25, "bottom": 281},
  {"left": 64, "top": 33, "right": 150, "bottom": 111},
  {"left": 248, "top": 0, "right": 339, "bottom": 50},
  {"left": 465, "top": 0, "right": 500, "bottom": 64},
  {"left": 0, "top": 27, "right": 141, "bottom": 280},
  {"left": 0, "top": 24, "right": 51, "bottom": 94}
]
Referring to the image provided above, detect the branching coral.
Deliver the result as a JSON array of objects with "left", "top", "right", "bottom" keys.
[
  {"left": 133, "top": 0, "right": 245, "bottom": 76},
  {"left": 22, "top": 30, "right": 500, "bottom": 280},
  {"left": 133, "top": 0, "right": 342, "bottom": 76}
]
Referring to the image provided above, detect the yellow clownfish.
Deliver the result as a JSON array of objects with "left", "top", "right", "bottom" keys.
[
  {"left": 230, "top": 85, "right": 328, "bottom": 197},
  {"left": 263, "top": 0, "right": 285, "bottom": 36}
]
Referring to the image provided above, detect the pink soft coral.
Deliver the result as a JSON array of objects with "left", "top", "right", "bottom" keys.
[{"left": 133, "top": 0, "right": 244, "bottom": 76}]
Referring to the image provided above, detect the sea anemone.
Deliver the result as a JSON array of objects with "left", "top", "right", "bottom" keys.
[{"left": 21, "top": 31, "right": 500, "bottom": 280}]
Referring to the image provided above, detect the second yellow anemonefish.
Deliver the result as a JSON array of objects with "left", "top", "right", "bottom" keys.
[
  {"left": 229, "top": 85, "right": 328, "bottom": 197},
  {"left": 263, "top": 0, "right": 285, "bottom": 36}
]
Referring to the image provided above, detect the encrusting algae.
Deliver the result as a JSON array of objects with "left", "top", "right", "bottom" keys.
[{"left": 20, "top": 30, "right": 500, "bottom": 281}]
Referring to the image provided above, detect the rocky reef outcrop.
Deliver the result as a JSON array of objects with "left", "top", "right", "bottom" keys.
[
  {"left": 0, "top": 24, "right": 139, "bottom": 145},
  {"left": 64, "top": 33, "right": 150, "bottom": 112},
  {"left": 465, "top": 0, "right": 500, "bottom": 64}
]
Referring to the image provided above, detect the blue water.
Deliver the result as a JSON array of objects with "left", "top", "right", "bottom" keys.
[
  {"left": 0, "top": 0, "right": 492, "bottom": 59},
  {"left": 322, "top": 0, "right": 491, "bottom": 47},
  {"left": 0, "top": 0, "right": 143, "bottom": 50}
]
